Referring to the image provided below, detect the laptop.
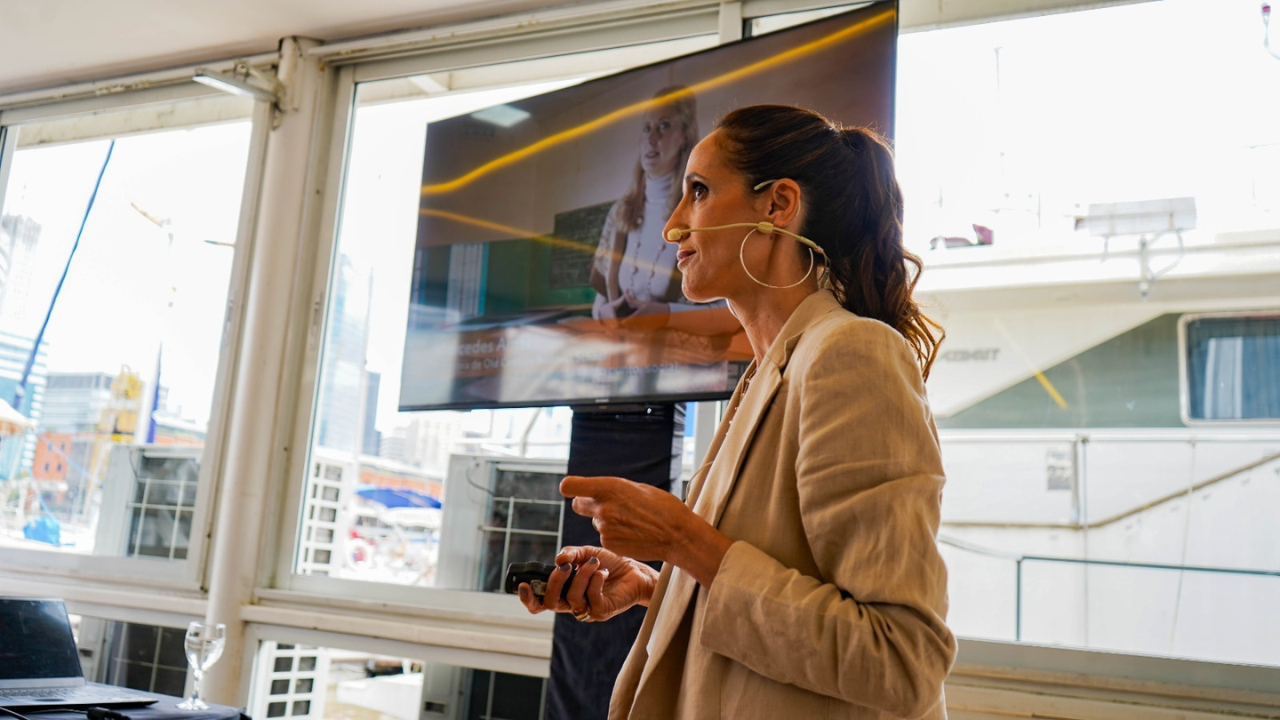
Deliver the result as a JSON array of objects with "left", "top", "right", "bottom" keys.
[{"left": 0, "top": 597, "right": 159, "bottom": 710}]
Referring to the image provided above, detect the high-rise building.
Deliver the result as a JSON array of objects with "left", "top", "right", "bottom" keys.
[
  {"left": 0, "top": 329, "right": 47, "bottom": 478},
  {"left": 0, "top": 214, "right": 48, "bottom": 478},
  {"left": 0, "top": 214, "right": 43, "bottom": 334},
  {"left": 376, "top": 413, "right": 467, "bottom": 476},
  {"left": 362, "top": 370, "right": 380, "bottom": 456},
  {"left": 314, "top": 255, "right": 372, "bottom": 453},
  {"left": 41, "top": 372, "right": 115, "bottom": 432},
  {"left": 378, "top": 428, "right": 407, "bottom": 465}
]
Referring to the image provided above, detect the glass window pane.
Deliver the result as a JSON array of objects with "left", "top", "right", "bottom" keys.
[
  {"left": 1186, "top": 315, "right": 1280, "bottom": 420},
  {"left": 71, "top": 613, "right": 189, "bottom": 697},
  {"left": 902, "top": 0, "right": 1280, "bottom": 667},
  {"left": 250, "top": 640, "right": 546, "bottom": 720},
  {"left": 295, "top": 36, "right": 719, "bottom": 593},
  {"left": 0, "top": 94, "right": 252, "bottom": 561}
]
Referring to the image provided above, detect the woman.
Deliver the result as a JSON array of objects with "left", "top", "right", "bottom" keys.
[
  {"left": 522, "top": 105, "right": 955, "bottom": 719},
  {"left": 590, "top": 86, "right": 699, "bottom": 322}
]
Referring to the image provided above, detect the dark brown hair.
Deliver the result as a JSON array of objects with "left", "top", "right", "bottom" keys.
[{"left": 716, "top": 105, "right": 943, "bottom": 379}]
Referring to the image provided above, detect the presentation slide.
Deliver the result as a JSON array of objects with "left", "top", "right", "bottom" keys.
[{"left": 401, "top": 1, "right": 896, "bottom": 410}]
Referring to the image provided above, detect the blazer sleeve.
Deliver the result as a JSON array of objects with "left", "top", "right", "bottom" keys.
[{"left": 698, "top": 319, "right": 956, "bottom": 719}]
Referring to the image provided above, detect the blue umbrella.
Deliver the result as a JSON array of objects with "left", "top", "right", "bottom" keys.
[{"left": 355, "top": 486, "right": 441, "bottom": 509}]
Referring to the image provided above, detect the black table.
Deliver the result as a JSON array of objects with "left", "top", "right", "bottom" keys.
[{"left": 15, "top": 691, "right": 246, "bottom": 720}]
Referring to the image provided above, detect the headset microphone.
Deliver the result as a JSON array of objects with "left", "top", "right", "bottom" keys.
[{"left": 665, "top": 222, "right": 825, "bottom": 258}]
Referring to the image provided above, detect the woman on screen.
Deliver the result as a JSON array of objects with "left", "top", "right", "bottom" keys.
[
  {"left": 520, "top": 105, "right": 956, "bottom": 719},
  {"left": 590, "top": 86, "right": 699, "bottom": 322}
]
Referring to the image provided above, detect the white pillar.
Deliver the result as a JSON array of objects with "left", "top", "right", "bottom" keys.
[
  {"left": 201, "top": 36, "right": 329, "bottom": 705},
  {"left": 718, "top": 0, "right": 744, "bottom": 43}
]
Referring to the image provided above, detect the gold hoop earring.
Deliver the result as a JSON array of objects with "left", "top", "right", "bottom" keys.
[{"left": 739, "top": 228, "right": 815, "bottom": 290}]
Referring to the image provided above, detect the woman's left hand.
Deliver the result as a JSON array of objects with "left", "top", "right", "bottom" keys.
[{"left": 561, "top": 475, "right": 733, "bottom": 587}]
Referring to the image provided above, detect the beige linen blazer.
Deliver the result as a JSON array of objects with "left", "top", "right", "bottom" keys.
[{"left": 609, "top": 290, "right": 956, "bottom": 720}]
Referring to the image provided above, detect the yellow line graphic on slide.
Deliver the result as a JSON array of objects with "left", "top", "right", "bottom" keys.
[{"left": 420, "top": 8, "right": 895, "bottom": 196}]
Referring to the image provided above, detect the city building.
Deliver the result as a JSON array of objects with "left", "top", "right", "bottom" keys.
[
  {"left": 361, "top": 370, "right": 380, "bottom": 456},
  {"left": 314, "top": 255, "right": 374, "bottom": 453},
  {"left": 0, "top": 213, "right": 41, "bottom": 331},
  {"left": 41, "top": 371, "right": 115, "bottom": 432},
  {"left": 0, "top": 329, "right": 46, "bottom": 478}
]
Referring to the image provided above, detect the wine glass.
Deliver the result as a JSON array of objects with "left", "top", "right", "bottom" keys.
[{"left": 178, "top": 621, "right": 226, "bottom": 710}]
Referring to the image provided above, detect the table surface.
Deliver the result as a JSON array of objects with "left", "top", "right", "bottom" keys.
[{"left": 19, "top": 690, "right": 246, "bottom": 720}]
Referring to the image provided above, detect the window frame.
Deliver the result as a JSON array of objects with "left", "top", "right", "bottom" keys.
[
  {"left": 1178, "top": 310, "right": 1280, "bottom": 427},
  {"left": 0, "top": 81, "right": 271, "bottom": 592},
  {"left": 270, "top": 11, "right": 729, "bottom": 605}
]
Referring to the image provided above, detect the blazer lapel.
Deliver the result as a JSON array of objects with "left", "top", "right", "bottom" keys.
[
  {"left": 629, "top": 365, "right": 749, "bottom": 698},
  {"left": 691, "top": 290, "right": 842, "bottom": 528},
  {"left": 629, "top": 290, "right": 844, "bottom": 702},
  {"left": 691, "top": 361, "right": 781, "bottom": 527}
]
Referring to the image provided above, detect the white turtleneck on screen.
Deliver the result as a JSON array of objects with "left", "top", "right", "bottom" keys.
[{"left": 593, "top": 172, "right": 697, "bottom": 319}]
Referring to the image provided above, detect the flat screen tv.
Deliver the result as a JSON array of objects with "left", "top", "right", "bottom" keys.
[{"left": 401, "top": 1, "right": 897, "bottom": 411}]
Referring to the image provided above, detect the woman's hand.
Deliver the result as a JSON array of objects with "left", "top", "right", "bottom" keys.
[
  {"left": 593, "top": 294, "right": 634, "bottom": 325},
  {"left": 561, "top": 476, "right": 733, "bottom": 588},
  {"left": 516, "top": 546, "right": 658, "bottom": 622},
  {"left": 619, "top": 291, "right": 669, "bottom": 330}
]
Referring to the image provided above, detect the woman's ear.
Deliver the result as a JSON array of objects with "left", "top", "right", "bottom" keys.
[{"left": 766, "top": 178, "right": 803, "bottom": 229}]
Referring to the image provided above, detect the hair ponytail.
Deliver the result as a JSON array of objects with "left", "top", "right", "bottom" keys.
[{"left": 717, "top": 106, "right": 944, "bottom": 379}]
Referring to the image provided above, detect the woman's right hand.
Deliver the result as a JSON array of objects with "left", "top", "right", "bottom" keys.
[{"left": 516, "top": 546, "right": 658, "bottom": 622}]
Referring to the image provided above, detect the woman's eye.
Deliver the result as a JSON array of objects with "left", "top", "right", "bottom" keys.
[{"left": 690, "top": 182, "right": 707, "bottom": 199}]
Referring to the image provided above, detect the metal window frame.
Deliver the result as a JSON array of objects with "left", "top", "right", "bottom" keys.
[
  {"left": 0, "top": 80, "right": 271, "bottom": 594},
  {"left": 0, "top": 55, "right": 278, "bottom": 117}
]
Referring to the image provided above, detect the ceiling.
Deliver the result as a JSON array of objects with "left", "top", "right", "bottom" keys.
[
  {"left": 0, "top": 0, "right": 1146, "bottom": 96},
  {"left": 0, "top": 0, "right": 563, "bottom": 95}
]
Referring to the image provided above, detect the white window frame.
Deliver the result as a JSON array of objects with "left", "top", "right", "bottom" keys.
[
  {"left": 1178, "top": 310, "right": 1280, "bottom": 427},
  {"left": 268, "top": 0, "right": 730, "bottom": 610},
  {"left": 0, "top": 71, "right": 272, "bottom": 594}
]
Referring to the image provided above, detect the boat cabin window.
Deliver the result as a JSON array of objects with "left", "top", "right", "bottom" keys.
[{"left": 1185, "top": 314, "right": 1280, "bottom": 421}]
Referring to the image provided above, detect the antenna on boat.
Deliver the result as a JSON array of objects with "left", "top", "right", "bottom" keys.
[{"left": 1079, "top": 197, "right": 1196, "bottom": 300}]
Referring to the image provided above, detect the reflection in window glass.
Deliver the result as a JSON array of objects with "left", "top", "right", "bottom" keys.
[
  {"left": 73, "top": 613, "right": 188, "bottom": 696},
  {"left": 0, "top": 99, "right": 252, "bottom": 558},
  {"left": 297, "top": 35, "right": 720, "bottom": 592},
  {"left": 899, "top": 0, "right": 1280, "bottom": 666},
  {"left": 478, "top": 468, "right": 564, "bottom": 593},
  {"left": 250, "top": 641, "right": 545, "bottom": 720}
]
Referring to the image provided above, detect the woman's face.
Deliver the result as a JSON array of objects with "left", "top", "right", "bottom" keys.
[
  {"left": 663, "top": 130, "right": 772, "bottom": 303},
  {"left": 638, "top": 106, "right": 685, "bottom": 179}
]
